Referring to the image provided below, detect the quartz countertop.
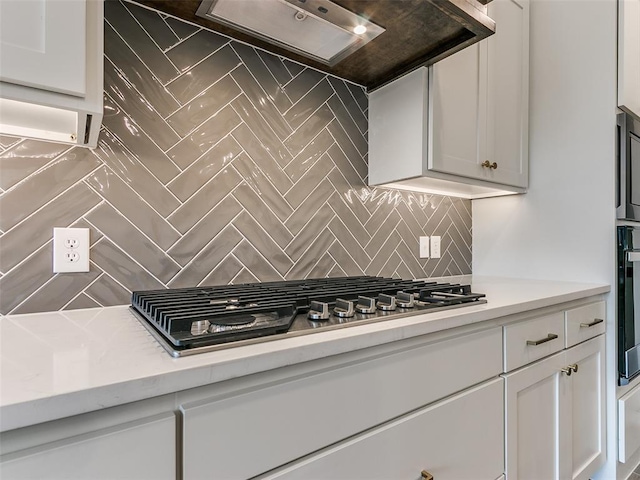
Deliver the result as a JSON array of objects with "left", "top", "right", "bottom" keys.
[{"left": 0, "top": 276, "right": 610, "bottom": 432}]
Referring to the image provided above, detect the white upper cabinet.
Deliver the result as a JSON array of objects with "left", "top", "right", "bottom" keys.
[
  {"left": 619, "top": 0, "right": 640, "bottom": 118},
  {"left": 369, "top": 0, "right": 530, "bottom": 199},
  {"left": 0, "top": 0, "right": 103, "bottom": 148}
]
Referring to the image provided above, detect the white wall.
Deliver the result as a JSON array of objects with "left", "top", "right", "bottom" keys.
[{"left": 472, "top": 0, "right": 619, "bottom": 477}]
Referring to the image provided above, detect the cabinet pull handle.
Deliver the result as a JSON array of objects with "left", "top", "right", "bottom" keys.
[
  {"left": 570, "top": 363, "right": 579, "bottom": 373},
  {"left": 561, "top": 366, "right": 573, "bottom": 376},
  {"left": 580, "top": 318, "right": 604, "bottom": 328},
  {"left": 526, "top": 333, "right": 558, "bottom": 346},
  {"left": 421, "top": 470, "right": 434, "bottom": 480},
  {"left": 481, "top": 160, "right": 498, "bottom": 169}
]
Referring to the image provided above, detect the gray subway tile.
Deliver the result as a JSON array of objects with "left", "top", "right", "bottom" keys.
[
  {"left": 393, "top": 261, "right": 414, "bottom": 281},
  {"left": 105, "top": 1, "right": 179, "bottom": 84},
  {"left": 329, "top": 216, "right": 370, "bottom": 267},
  {"left": 167, "top": 104, "right": 241, "bottom": 170},
  {"left": 326, "top": 169, "right": 371, "bottom": 222},
  {"left": 231, "top": 268, "right": 260, "bottom": 285},
  {"left": 102, "top": 95, "right": 180, "bottom": 184},
  {"left": 306, "top": 251, "right": 337, "bottom": 279},
  {"left": 377, "top": 251, "right": 402, "bottom": 278},
  {"left": 231, "top": 123, "right": 292, "bottom": 194},
  {"left": 201, "top": 255, "right": 244, "bottom": 287},
  {"left": 167, "top": 44, "right": 241, "bottom": 104},
  {"left": 164, "top": 16, "right": 199, "bottom": 40},
  {"left": 327, "top": 120, "right": 367, "bottom": 180},
  {"left": 0, "top": 244, "right": 54, "bottom": 314},
  {"left": 167, "top": 167, "right": 242, "bottom": 234},
  {"left": 328, "top": 193, "right": 370, "bottom": 247},
  {"left": 13, "top": 267, "right": 101, "bottom": 315},
  {"left": 396, "top": 240, "right": 425, "bottom": 278},
  {"left": 285, "top": 205, "right": 334, "bottom": 262},
  {"left": 86, "top": 204, "right": 181, "bottom": 283},
  {"left": 231, "top": 65, "right": 292, "bottom": 140},
  {"left": 0, "top": 148, "right": 100, "bottom": 232},
  {"left": 0, "top": 183, "right": 100, "bottom": 273},
  {"left": 256, "top": 50, "right": 292, "bottom": 86},
  {"left": 285, "top": 178, "right": 334, "bottom": 235},
  {"left": 326, "top": 143, "right": 365, "bottom": 191},
  {"left": 327, "top": 77, "right": 368, "bottom": 135},
  {"left": 104, "top": 22, "right": 179, "bottom": 117},
  {"left": 284, "top": 79, "right": 334, "bottom": 130},
  {"left": 168, "top": 134, "right": 242, "bottom": 201},
  {"left": 233, "top": 211, "right": 292, "bottom": 275},
  {"left": 232, "top": 183, "right": 293, "bottom": 249},
  {"left": 231, "top": 95, "right": 292, "bottom": 167},
  {"left": 328, "top": 95, "right": 368, "bottom": 157},
  {"left": 284, "top": 104, "right": 334, "bottom": 157},
  {"left": 85, "top": 167, "right": 180, "bottom": 250},
  {"left": 90, "top": 238, "right": 165, "bottom": 291},
  {"left": 168, "top": 196, "right": 243, "bottom": 267},
  {"left": 64, "top": 294, "right": 101, "bottom": 311},
  {"left": 232, "top": 43, "right": 292, "bottom": 113},
  {"left": 233, "top": 155, "right": 293, "bottom": 222},
  {"left": 233, "top": 240, "right": 283, "bottom": 282},
  {"left": 284, "top": 152, "right": 334, "bottom": 207},
  {"left": 168, "top": 226, "right": 243, "bottom": 288},
  {"left": 284, "top": 128, "right": 334, "bottom": 183},
  {"left": 121, "top": 1, "right": 179, "bottom": 51},
  {"left": 365, "top": 213, "right": 400, "bottom": 258},
  {"left": 92, "top": 130, "right": 180, "bottom": 217},
  {"left": 286, "top": 229, "right": 335, "bottom": 280},
  {"left": 167, "top": 75, "right": 241, "bottom": 138},
  {"left": 85, "top": 274, "right": 132, "bottom": 306},
  {"left": 283, "top": 59, "right": 305, "bottom": 78},
  {"left": 284, "top": 68, "right": 326, "bottom": 103},
  {"left": 327, "top": 241, "right": 365, "bottom": 277},
  {"left": 166, "top": 29, "right": 228, "bottom": 72},
  {"left": 366, "top": 230, "right": 401, "bottom": 277},
  {"left": 328, "top": 263, "right": 347, "bottom": 278},
  {"left": 345, "top": 82, "right": 368, "bottom": 112},
  {"left": 0, "top": 135, "right": 20, "bottom": 150},
  {"left": 0, "top": 140, "right": 70, "bottom": 190},
  {"left": 104, "top": 59, "right": 180, "bottom": 152}
]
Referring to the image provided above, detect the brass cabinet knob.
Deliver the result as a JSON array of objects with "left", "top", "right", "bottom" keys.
[
  {"left": 561, "top": 366, "right": 573, "bottom": 376},
  {"left": 421, "top": 470, "right": 434, "bottom": 480},
  {"left": 481, "top": 160, "right": 498, "bottom": 169},
  {"left": 570, "top": 363, "right": 579, "bottom": 373}
]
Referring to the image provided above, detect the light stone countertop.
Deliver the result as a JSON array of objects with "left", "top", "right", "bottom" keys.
[{"left": 0, "top": 276, "right": 610, "bottom": 432}]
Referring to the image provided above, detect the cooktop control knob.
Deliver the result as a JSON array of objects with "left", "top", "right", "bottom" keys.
[
  {"left": 308, "top": 301, "right": 330, "bottom": 321},
  {"left": 396, "top": 291, "right": 415, "bottom": 308},
  {"left": 333, "top": 298, "right": 355, "bottom": 318},
  {"left": 377, "top": 294, "right": 397, "bottom": 311},
  {"left": 355, "top": 296, "right": 376, "bottom": 314}
]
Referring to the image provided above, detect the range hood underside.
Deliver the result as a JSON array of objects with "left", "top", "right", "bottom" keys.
[{"left": 134, "top": 0, "right": 495, "bottom": 91}]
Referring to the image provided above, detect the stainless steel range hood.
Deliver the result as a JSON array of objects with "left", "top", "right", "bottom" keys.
[{"left": 196, "top": 0, "right": 385, "bottom": 66}]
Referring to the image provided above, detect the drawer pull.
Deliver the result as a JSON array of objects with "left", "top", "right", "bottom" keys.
[
  {"left": 421, "top": 470, "right": 434, "bottom": 480},
  {"left": 580, "top": 318, "right": 604, "bottom": 328},
  {"left": 526, "top": 333, "right": 558, "bottom": 346}
]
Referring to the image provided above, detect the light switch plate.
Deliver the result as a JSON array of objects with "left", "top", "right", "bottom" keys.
[
  {"left": 53, "top": 227, "right": 90, "bottom": 273},
  {"left": 430, "top": 236, "right": 441, "bottom": 258},
  {"left": 419, "top": 236, "right": 430, "bottom": 258}
]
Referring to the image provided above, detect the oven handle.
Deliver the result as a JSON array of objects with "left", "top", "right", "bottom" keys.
[{"left": 628, "top": 251, "right": 640, "bottom": 262}]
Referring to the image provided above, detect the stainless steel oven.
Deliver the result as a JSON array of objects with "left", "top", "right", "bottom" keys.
[
  {"left": 617, "top": 112, "right": 640, "bottom": 221},
  {"left": 618, "top": 225, "right": 640, "bottom": 384}
]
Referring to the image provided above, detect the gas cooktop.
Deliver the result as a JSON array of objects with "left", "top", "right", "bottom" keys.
[{"left": 130, "top": 276, "right": 486, "bottom": 357}]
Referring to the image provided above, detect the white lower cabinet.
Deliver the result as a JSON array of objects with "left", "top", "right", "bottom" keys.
[
  {"left": 504, "top": 334, "right": 605, "bottom": 480},
  {"left": 260, "top": 378, "right": 504, "bottom": 480},
  {"left": 0, "top": 411, "right": 176, "bottom": 480}
]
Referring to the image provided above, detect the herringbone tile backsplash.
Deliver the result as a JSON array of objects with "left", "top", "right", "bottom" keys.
[{"left": 0, "top": 0, "right": 472, "bottom": 315}]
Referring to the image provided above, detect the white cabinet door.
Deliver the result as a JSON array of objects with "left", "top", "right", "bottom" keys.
[
  {"left": 0, "top": 0, "right": 86, "bottom": 96},
  {"left": 561, "top": 335, "right": 606, "bottom": 480},
  {"left": 0, "top": 413, "right": 176, "bottom": 480},
  {"left": 430, "top": 0, "right": 529, "bottom": 188},
  {"left": 504, "top": 350, "right": 565, "bottom": 480},
  {"left": 260, "top": 379, "right": 504, "bottom": 480},
  {"left": 619, "top": 0, "right": 640, "bottom": 118}
]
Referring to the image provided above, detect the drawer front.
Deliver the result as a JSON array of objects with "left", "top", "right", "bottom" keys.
[
  {"left": 565, "top": 301, "right": 605, "bottom": 348},
  {"left": 504, "top": 312, "right": 565, "bottom": 371},
  {"left": 182, "top": 327, "right": 503, "bottom": 480},
  {"left": 619, "top": 381, "right": 640, "bottom": 463},
  {"left": 261, "top": 378, "right": 504, "bottom": 480}
]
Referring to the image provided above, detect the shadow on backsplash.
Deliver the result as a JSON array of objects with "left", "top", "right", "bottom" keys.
[{"left": 0, "top": 0, "right": 471, "bottom": 315}]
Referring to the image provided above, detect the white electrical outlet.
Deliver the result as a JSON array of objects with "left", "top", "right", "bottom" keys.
[
  {"left": 431, "top": 235, "right": 441, "bottom": 258},
  {"left": 419, "top": 236, "right": 430, "bottom": 258},
  {"left": 53, "top": 228, "right": 90, "bottom": 273}
]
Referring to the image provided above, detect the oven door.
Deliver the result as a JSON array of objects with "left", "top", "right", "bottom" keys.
[{"left": 619, "top": 225, "right": 640, "bottom": 384}]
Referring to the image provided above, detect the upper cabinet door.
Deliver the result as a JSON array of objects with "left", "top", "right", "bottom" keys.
[
  {"left": 429, "top": 0, "right": 529, "bottom": 188},
  {"left": 619, "top": 0, "right": 640, "bottom": 118},
  {"left": 0, "top": 0, "right": 86, "bottom": 97}
]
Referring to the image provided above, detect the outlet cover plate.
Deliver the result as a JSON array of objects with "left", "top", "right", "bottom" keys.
[
  {"left": 430, "top": 235, "right": 441, "bottom": 258},
  {"left": 53, "top": 227, "right": 90, "bottom": 273},
  {"left": 419, "top": 236, "right": 430, "bottom": 258}
]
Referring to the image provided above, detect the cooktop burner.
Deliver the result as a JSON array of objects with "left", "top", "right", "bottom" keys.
[{"left": 130, "top": 276, "right": 486, "bottom": 357}]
